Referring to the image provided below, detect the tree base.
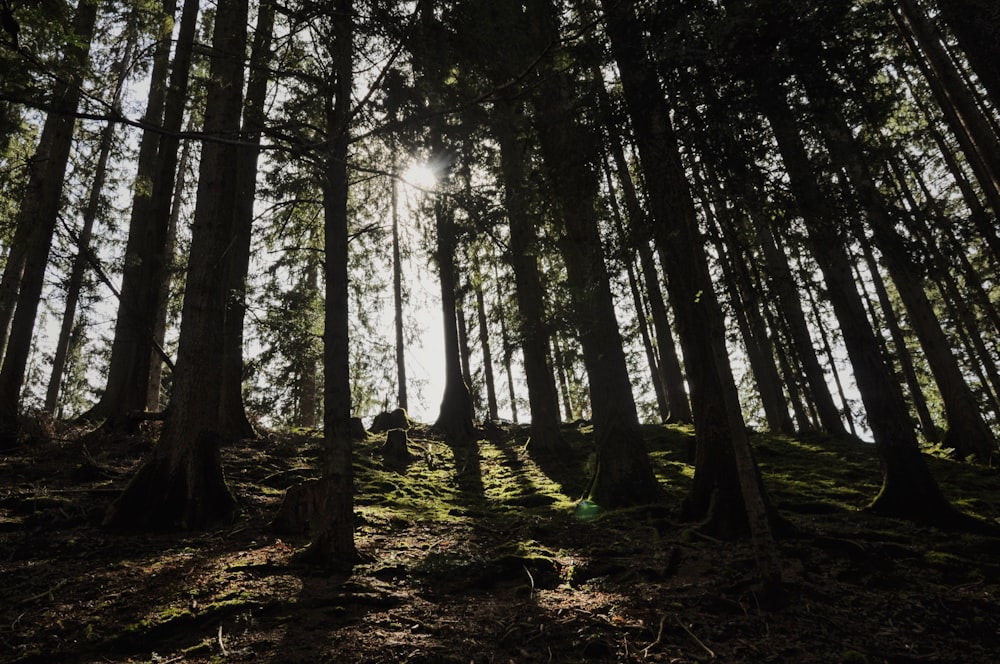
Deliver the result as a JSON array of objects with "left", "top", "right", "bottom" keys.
[
  {"left": 868, "top": 448, "right": 1000, "bottom": 535},
  {"left": 103, "top": 431, "right": 237, "bottom": 530}
]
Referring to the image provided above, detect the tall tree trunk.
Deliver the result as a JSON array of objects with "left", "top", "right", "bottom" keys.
[
  {"left": 431, "top": 158, "right": 475, "bottom": 441},
  {"left": 46, "top": 32, "right": 136, "bottom": 414},
  {"left": 751, "top": 68, "right": 961, "bottom": 525},
  {"left": 857, "top": 233, "right": 939, "bottom": 443},
  {"left": 83, "top": 0, "right": 198, "bottom": 430},
  {"left": 303, "top": 0, "right": 358, "bottom": 569},
  {"left": 531, "top": 0, "right": 661, "bottom": 508},
  {"left": 496, "top": 280, "right": 519, "bottom": 423},
  {"left": 104, "top": 0, "right": 248, "bottom": 528},
  {"left": 147, "top": 135, "right": 189, "bottom": 411},
  {"left": 220, "top": 0, "right": 275, "bottom": 443},
  {"left": 601, "top": 156, "right": 668, "bottom": 421},
  {"left": 0, "top": 0, "right": 98, "bottom": 447},
  {"left": 697, "top": 166, "right": 794, "bottom": 435},
  {"left": 391, "top": 162, "right": 408, "bottom": 412},
  {"left": 493, "top": 95, "right": 565, "bottom": 452},
  {"left": 455, "top": 289, "right": 477, "bottom": 411},
  {"left": 475, "top": 281, "right": 499, "bottom": 421},
  {"left": 594, "top": 71, "right": 691, "bottom": 423},
  {"left": 602, "top": 1, "right": 779, "bottom": 592}
]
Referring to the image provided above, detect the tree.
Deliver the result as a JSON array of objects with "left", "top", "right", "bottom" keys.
[
  {"left": 600, "top": 0, "right": 780, "bottom": 593},
  {"left": 46, "top": 23, "right": 139, "bottom": 414},
  {"left": 104, "top": 0, "right": 249, "bottom": 528},
  {"left": 526, "top": 0, "right": 661, "bottom": 508},
  {"left": 81, "top": 0, "right": 197, "bottom": 432},
  {"left": 0, "top": 0, "right": 98, "bottom": 447},
  {"left": 304, "top": 0, "right": 360, "bottom": 569},
  {"left": 743, "top": 32, "right": 966, "bottom": 525}
]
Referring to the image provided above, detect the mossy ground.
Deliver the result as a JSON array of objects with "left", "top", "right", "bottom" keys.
[{"left": 1, "top": 419, "right": 998, "bottom": 662}]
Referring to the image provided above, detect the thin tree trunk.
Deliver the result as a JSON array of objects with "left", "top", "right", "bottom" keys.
[
  {"left": 698, "top": 166, "right": 794, "bottom": 435},
  {"left": 221, "top": 0, "right": 275, "bottom": 443},
  {"left": 46, "top": 32, "right": 136, "bottom": 414},
  {"left": 601, "top": 155, "right": 668, "bottom": 421},
  {"left": 147, "top": 135, "right": 189, "bottom": 411},
  {"left": 857, "top": 234, "right": 938, "bottom": 443},
  {"left": 493, "top": 271, "right": 519, "bottom": 423},
  {"left": 455, "top": 289, "right": 477, "bottom": 412},
  {"left": 0, "top": 0, "right": 98, "bottom": 447},
  {"left": 391, "top": 161, "right": 407, "bottom": 412},
  {"left": 475, "top": 282, "right": 499, "bottom": 422}
]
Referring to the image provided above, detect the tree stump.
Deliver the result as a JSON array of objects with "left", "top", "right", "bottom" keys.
[
  {"left": 272, "top": 479, "right": 324, "bottom": 535},
  {"left": 380, "top": 428, "right": 414, "bottom": 467},
  {"left": 350, "top": 417, "right": 367, "bottom": 440},
  {"left": 370, "top": 408, "right": 410, "bottom": 433}
]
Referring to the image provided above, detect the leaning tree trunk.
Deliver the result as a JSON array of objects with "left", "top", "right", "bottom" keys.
[
  {"left": 803, "top": 73, "right": 997, "bottom": 459},
  {"left": 752, "top": 67, "right": 966, "bottom": 526},
  {"left": 82, "top": 0, "right": 198, "bottom": 431},
  {"left": 601, "top": 0, "right": 781, "bottom": 594},
  {"left": 0, "top": 0, "right": 98, "bottom": 448},
  {"left": 530, "top": 0, "right": 661, "bottom": 509},
  {"left": 104, "top": 0, "right": 248, "bottom": 529}
]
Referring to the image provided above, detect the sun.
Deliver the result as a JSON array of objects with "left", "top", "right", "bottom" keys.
[{"left": 402, "top": 161, "right": 437, "bottom": 191}]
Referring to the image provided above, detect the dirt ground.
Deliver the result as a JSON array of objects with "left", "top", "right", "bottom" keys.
[{"left": 1, "top": 417, "right": 999, "bottom": 663}]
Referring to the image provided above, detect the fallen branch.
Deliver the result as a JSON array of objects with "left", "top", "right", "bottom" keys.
[
  {"left": 19, "top": 579, "right": 68, "bottom": 605},
  {"left": 676, "top": 616, "right": 715, "bottom": 659}
]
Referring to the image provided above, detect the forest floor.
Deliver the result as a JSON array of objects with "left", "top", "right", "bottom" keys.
[{"left": 1, "top": 417, "right": 999, "bottom": 663}]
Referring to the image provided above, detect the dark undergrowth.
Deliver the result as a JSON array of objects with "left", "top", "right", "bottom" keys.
[{"left": 1, "top": 418, "right": 998, "bottom": 663}]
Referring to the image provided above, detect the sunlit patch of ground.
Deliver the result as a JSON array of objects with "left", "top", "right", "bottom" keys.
[{"left": 1, "top": 419, "right": 998, "bottom": 662}]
